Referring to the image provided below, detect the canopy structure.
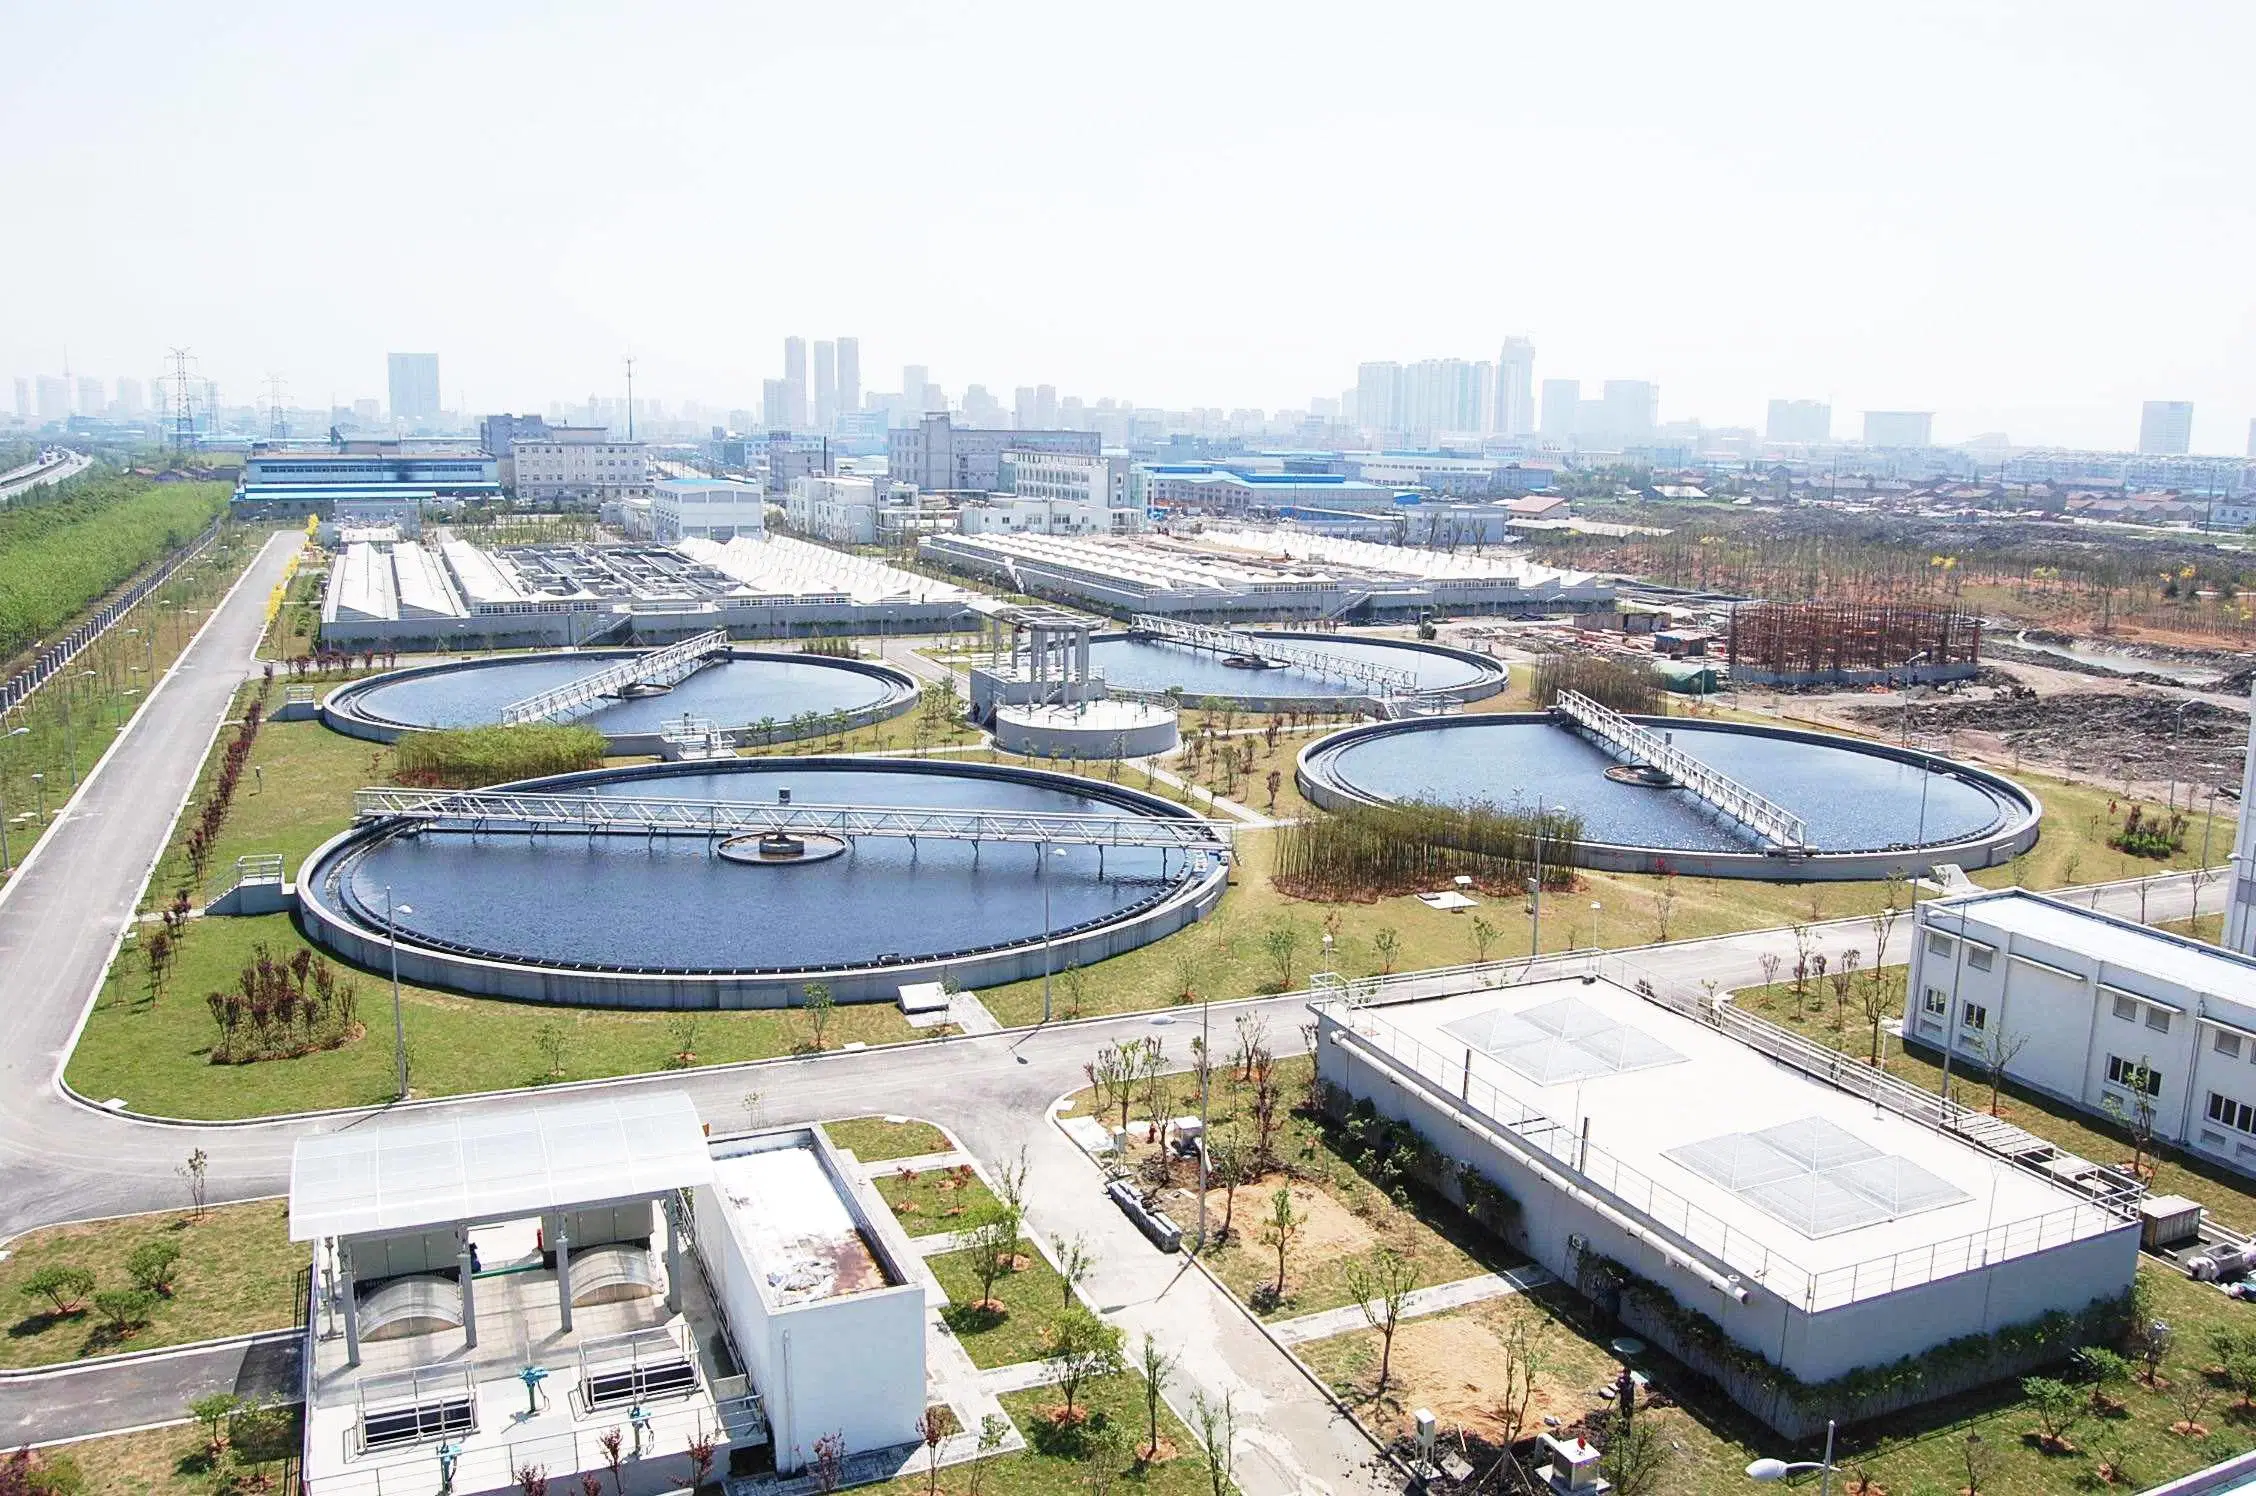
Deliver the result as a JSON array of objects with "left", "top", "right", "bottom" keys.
[{"left": 289, "top": 1090, "right": 712, "bottom": 1243}]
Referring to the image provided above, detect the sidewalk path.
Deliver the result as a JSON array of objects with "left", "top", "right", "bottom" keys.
[{"left": 1270, "top": 1265, "right": 1556, "bottom": 1346}]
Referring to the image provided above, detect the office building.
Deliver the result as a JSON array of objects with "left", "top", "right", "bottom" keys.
[
  {"left": 1767, "top": 398, "right": 1831, "bottom": 444},
  {"left": 652, "top": 477, "right": 766, "bottom": 543},
  {"left": 1012, "top": 387, "right": 1038, "bottom": 428},
  {"left": 477, "top": 412, "right": 549, "bottom": 457},
  {"left": 113, "top": 376, "right": 144, "bottom": 416},
  {"left": 386, "top": 353, "right": 441, "bottom": 425},
  {"left": 813, "top": 340, "right": 837, "bottom": 432},
  {"left": 836, "top": 336, "right": 860, "bottom": 419},
  {"left": 902, "top": 365, "right": 931, "bottom": 417},
  {"left": 510, "top": 427, "right": 650, "bottom": 505},
  {"left": 2140, "top": 400, "right": 2194, "bottom": 456},
  {"left": 75, "top": 375, "right": 104, "bottom": 416},
  {"left": 1000, "top": 450, "right": 1143, "bottom": 534},
  {"left": 1400, "top": 359, "right": 1495, "bottom": 438},
  {"left": 961, "top": 384, "right": 1006, "bottom": 427},
  {"left": 761, "top": 379, "right": 792, "bottom": 432},
  {"left": 784, "top": 474, "right": 883, "bottom": 543},
  {"left": 782, "top": 337, "right": 808, "bottom": 431},
  {"left": 1495, "top": 337, "right": 1535, "bottom": 436},
  {"left": 886, "top": 412, "right": 1098, "bottom": 491},
  {"left": 1539, "top": 378, "right": 1580, "bottom": 439},
  {"left": 1355, "top": 362, "right": 1403, "bottom": 433},
  {"left": 12, "top": 377, "right": 28, "bottom": 421},
  {"left": 1863, "top": 410, "right": 1934, "bottom": 447},
  {"left": 1913, "top": 888, "right": 2256, "bottom": 1180},
  {"left": 1599, "top": 380, "right": 1658, "bottom": 444}
]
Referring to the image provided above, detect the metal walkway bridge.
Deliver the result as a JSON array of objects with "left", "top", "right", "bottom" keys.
[
  {"left": 1128, "top": 615, "right": 1416, "bottom": 696},
  {"left": 352, "top": 787, "right": 1235, "bottom": 853},
  {"left": 498, "top": 629, "right": 732, "bottom": 726},
  {"left": 1550, "top": 689, "right": 1811, "bottom": 851}
]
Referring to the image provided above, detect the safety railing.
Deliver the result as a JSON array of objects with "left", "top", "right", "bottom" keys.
[
  {"left": 1552, "top": 689, "right": 1810, "bottom": 850},
  {"left": 354, "top": 787, "right": 1236, "bottom": 852},
  {"left": 1128, "top": 613, "right": 1417, "bottom": 695},
  {"left": 497, "top": 628, "right": 731, "bottom": 725},
  {"left": 0, "top": 515, "right": 224, "bottom": 713}
]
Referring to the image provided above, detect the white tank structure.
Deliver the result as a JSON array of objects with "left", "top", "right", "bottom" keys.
[
  {"left": 994, "top": 697, "right": 1180, "bottom": 760},
  {"left": 2226, "top": 680, "right": 2256, "bottom": 956}
]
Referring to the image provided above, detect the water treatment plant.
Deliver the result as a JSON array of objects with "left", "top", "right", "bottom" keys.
[
  {"left": 1086, "top": 628, "right": 1508, "bottom": 709},
  {"left": 297, "top": 758, "right": 1232, "bottom": 1007},
  {"left": 320, "top": 644, "right": 919, "bottom": 752},
  {"left": 1297, "top": 710, "right": 2043, "bottom": 879}
]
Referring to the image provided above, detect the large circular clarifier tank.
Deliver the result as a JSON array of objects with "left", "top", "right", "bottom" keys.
[
  {"left": 297, "top": 758, "right": 1229, "bottom": 1008},
  {"left": 1296, "top": 714, "right": 2041, "bottom": 881},
  {"left": 321, "top": 648, "right": 917, "bottom": 751},
  {"left": 1087, "top": 631, "right": 1506, "bottom": 708}
]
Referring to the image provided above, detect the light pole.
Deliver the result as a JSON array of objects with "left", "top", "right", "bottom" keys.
[
  {"left": 1746, "top": 1418, "right": 1835, "bottom": 1496},
  {"left": 386, "top": 888, "right": 413, "bottom": 1101},
  {"left": 1039, "top": 846, "right": 1066, "bottom": 1024},
  {"left": 1591, "top": 900, "right": 1603, "bottom": 950}
]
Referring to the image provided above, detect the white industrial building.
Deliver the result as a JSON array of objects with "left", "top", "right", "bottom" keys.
[
  {"left": 2226, "top": 682, "right": 2256, "bottom": 958},
  {"left": 784, "top": 474, "right": 886, "bottom": 544},
  {"left": 651, "top": 476, "right": 766, "bottom": 542},
  {"left": 1911, "top": 888, "right": 2256, "bottom": 1179},
  {"left": 512, "top": 426, "right": 651, "bottom": 505},
  {"left": 288, "top": 1093, "right": 927, "bottom": 1494},
  {"left": 1316, "top": 968, "right": 2139, "bottom": 1436},
  {"left": 999, "top": 450, "right": 1145, "bottom": 533}
]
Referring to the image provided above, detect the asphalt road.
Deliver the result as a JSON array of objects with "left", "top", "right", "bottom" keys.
[
  {"left": 0, "top": 530, "right": 2218, "bottom": 1475},
  {"left": 0, "top": 449, "right": 91, "bottom": 502}
]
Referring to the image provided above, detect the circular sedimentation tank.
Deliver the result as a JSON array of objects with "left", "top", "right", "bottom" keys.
[
  {"left": 297, "top": 758, "right": 1229, "bottom": 1007},
  {"left": 1086, "top": 631, "right": 1506, "bottom": 709},
  {"left": 321, "top": 647, "right": 918, "bottom": 751},
  {"left": 992, "top": 699, "right": 1180, "bottom": 760},
  {"left": 1296, "top": 714, "right": 2041, "bottom": 880}
]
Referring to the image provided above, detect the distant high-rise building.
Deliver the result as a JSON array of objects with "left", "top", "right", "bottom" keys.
[
  {"left": 782, "top": 337, "right": 808, "bottom": 430},
  {"left": 1863, "top": 410, "right": 1934, "bottom": 448},
  {"left": 114, "top": 376, "right": 145, "bottom": 416},
  {"left": 961, "top": 384, "right": 1005, "bottom": 426},
  {"left": 1355, "top": 362, "right": 1403, "bottom": 433},
  {"left": 903, "top": 365, "right": 930, "bottom": 414},
  {"left": 1034, "top": 384, "right": 1058, "bottom": 428},
  {"left": 386, "top": 353, "right": 441, "bottom": 424},
  {"left": 1012, "top": 386, "right": 1038, "bottom": 428},
  {"left": 836, "top": 337, "right": 860, "bottom": 417},
  {"left": 1539, "top": 378, "right": 1580, "bottom": 439},
  {"left": 762, "top": 379, "right": 792, "bottom": 431},
  {"left": 1766, "top": 398, "right": 1831, "bottom": 444},
  {"left": 813, "top": 340, "right": 837, "bottom": 432},
  {"left": 75, "top": 375, "right": 104, "bottom": 417},
  {"left": 2139, "top": 400, "right": 2194, "bottom": 456},
  {"left": 351, "top": 398, "right": 380, "bottom": 428},
  {"left": 1600, "top": 381, "right": 1657, "bottom": 445},
  {"left": 1399, "top": 359, "right": 1493, "bottom": 437},
  {"left": 2247, "top": 417, "right": 2256, "bottom": 460},
  {"left": 12, "top": 377, "right": 28, "bottom": 420},
  {"left": 35, "top": 375, "right": 69, "bottom": 423},
  {"left": 1494, "top": 337, "right": 1535, "bottom": 436}
]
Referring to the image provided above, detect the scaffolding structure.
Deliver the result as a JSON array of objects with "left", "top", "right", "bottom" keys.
[{"left": 1725, "top": 603, "right": 1981, "bottom": 682}]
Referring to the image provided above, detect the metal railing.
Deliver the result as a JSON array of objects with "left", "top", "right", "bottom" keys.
[
  {"left": 0, "top": 515, "right": 224, "bottom": 713},
  {"left": 213, "top": 852, "right": 288, "bottom": 901},
  {"left": 1324, "top": 991, "right": 2129, "bottom": 1313},
  {"left": 1128, "top": 613, "right": 1417, "bottom": 695},
  {"left": 1552, "top": 689, "right": 1811, "bottom": 850},
  {"left": 497, "top": 628, "right": 731, "bottom": 725},
  {"left": 353, "top": 786, "right": 1236, "bottom": 852}
]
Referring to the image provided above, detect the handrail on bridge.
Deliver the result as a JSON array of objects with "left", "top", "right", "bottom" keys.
[
  {"left": 1129, "top": 613, "right": 1417, "bottom": 696},
  {"left": 1551, "top": 689, "right": 1810, "bottom": 851},
  {"left": 497, "top": 628, "right": 732, "bottom": 726}
]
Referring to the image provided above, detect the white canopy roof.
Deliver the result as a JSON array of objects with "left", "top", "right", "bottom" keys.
[{"left": 289, "top": 1091, "right": 713, "bottom": 1242}]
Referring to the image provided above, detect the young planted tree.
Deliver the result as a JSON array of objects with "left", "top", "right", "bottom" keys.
[
  {"left": 1044, "top": 1304, "right": 1124, "bottom": 1423},
  {"left": 2101, "top": 1057, "right": 2162, "bottom": 1179},
  {"left": 1261, "top": 921, "right": 1303, "bottom": 992},
  {"left": 1261, "top": 1186, "right": 1301, "bottom": 1302},
  {"left": 1651, "top": 865, "right": 1678, "bottom": 942},
  {"left": 1491, "top": 1307, "right": 1551, "bottom": 1449},
  {"left": 1247, "top": 1041, "right": 1284, "bottom": 1170},
  {"left": 1371, "top": 926, "right": 1402, "bottom": 976},
  {"left": 1596, "top": 1407, "right": 1672, "bottom": 1496},
  {"left": 1060, "top": 963, "right": 1089, "bottom": 1019},
  {"left": 179, "top": 1147, "right": 209, "bottom": 1220},
  {"left": 1469, "top": 915, "right": 1499, "bottom": 964},
  {"left": 801, "top": 981, "right": 836, "bottom": 1051},
  {"left": 1829, "top": 948, "right": 1862, "bottom": 1031},
  {"left": 1343, "top": 1248, "right": 1418, "bottom": 1397},
  {"left": 917, "top": 1407, "right": 948, "bottom": 1495},
  {"left": 126, "top": 1239, "right": 181, "bottom": 1297},
  {"left": 1980, "top": 1028, "right": 2032, "bottom": 1115},
  {"left": 2022, "top": 1375, "right": 2084, "bottom": 1451},
  {"left": 2074, "top": 1346, "right": 2131, "bottom": 1415},
  {"left": 21, "top": 1265, "right": 95, "bottom": 1317},
  {"left": 1085, "top": 1042, "right": 1137, "bottom": 1138},
  {"left": 1136, "top": 1332, "right": 1176, "bottom": 1462},
  {"left": 1052, "top": 1232, "right": 1094, "bottom": 1307},
  {"left": 965, "top": 1200, "right": 1025, "bottom": 1316},
  {"left": 1206, "top": 1129, "right": 1251, "bottom": 1246},
  {"left": 1190, "top": 1390, "right": 1238, "bottom": 1496},
  {"left": 188, "top": 1392, "right": 243, "bottom": 1460}
]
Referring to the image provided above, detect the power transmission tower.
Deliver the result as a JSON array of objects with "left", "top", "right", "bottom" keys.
[
  {"left": 265, "top": 373, "right": 289, "bottom": 439},
  {"left": 167, "top": 348, "right": 197, "bottom": 454},
  {"left": 623, "top": 354, "right": 636, "bottom": 441}
]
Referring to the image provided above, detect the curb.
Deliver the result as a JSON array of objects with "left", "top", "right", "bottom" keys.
[{"left": 0, "top": 1327, "right": 298, "bottom": 1385}]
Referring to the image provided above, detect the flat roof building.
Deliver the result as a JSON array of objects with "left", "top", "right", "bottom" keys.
[
  {"left": 651, "top": 477, "right": 765, "bottom": 543},
  {"left": 1316, "top": 966, "right": 2138, "bottom": 1435}
]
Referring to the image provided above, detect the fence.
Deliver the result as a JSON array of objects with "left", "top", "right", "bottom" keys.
[{"left": 0, "top": 515, "right": 225, "bottom": 713}]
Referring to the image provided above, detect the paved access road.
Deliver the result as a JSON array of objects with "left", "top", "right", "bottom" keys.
[
  {"left": 0, "top": 448, "right": 91, "bottom": 502},
  {"left": 0, "top": 528, "right": 2215, "bottom": 1486}
]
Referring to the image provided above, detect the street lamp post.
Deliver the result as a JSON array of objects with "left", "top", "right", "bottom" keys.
[
  {"left": 1747, "top": 1418, "right": 1836, "bottom": 1496},
  {"left": 1590, "top": 900, "right": 1603, "bottom": 950},
  {"left": 386, "top": 888, "right": 413, "bottom": 1101}
]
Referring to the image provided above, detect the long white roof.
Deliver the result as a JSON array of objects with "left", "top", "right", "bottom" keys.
[{"left": 288, "top": 1090, "right": 713, "bottom": 1241}]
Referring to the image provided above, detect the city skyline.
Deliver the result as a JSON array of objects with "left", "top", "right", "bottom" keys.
[{"left": 2, "top": 2, "right": 2252, "bottom": 450}]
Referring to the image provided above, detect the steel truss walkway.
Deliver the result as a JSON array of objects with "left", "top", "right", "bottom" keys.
[
  {"left": 498, "top": 629, "right": 732, "bottom": 725},
  {"left": 1550, "top": 689, "right": 1811, "bottom": 851},
  {"left": 1128, "top": 614, "right": 1416, "bottom": 695},
  {"left": 352, "top": 787, "right": 1235, "bottom": 853}
]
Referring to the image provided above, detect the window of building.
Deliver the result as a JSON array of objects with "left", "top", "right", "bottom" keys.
[
  {"left": 2108, "top": 1055, "right": 2162, "bottom": 1096},
  {"left": 1926, "top": 932, "right": 1953, "bottom": 958},
  {"left": 2207, "top": 1091, "right": 2256, "bottom": 1136},
  {"left": 2111, "top": 994, "right": 2139, "bottom": 1023},
  {"left": 1960, "top": 1002, "right": 1988, "bottom": 1032},
  {"left": 1967, "top": 946, "right": 1994, "bottom": 972},
  {"left": 2146, "top": 1007, "right": 2172, "bottom": 1034},
  {"left": 2216, "top": 1032, "right": 2245, "bottom": 1061}
]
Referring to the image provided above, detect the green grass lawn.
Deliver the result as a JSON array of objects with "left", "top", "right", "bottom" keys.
[
  {"left": 67, "top": 911, "right": 942, "bottom": 1118},
  {"left": 1303, "top": 1266, "right": 2256, "bottom": 1496},
  {"left": 880, "top": 1373, "right": 1234, "bottom": 1496},
  {"left": 0, "top": 1198, "right": 298, "bottom": 1369},
  {"left": 875, "top": 1165, "right": 1002, "bottom": 1237},
  {"left": 32, "top": 1401, "right": 300, "bottom": 1495},
  {"left": 823, "top": 1115, "right": 955, "bottom": 1162},
  {"left": 927, "top": 1240, "right": 1074, "bottom": 1368}
]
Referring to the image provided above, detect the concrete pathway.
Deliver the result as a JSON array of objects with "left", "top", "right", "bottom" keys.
[
  {"left": 1269, "top": 1265, "right": 1557, "bottom": 1346},
  {"left": 1, "top": 1331, "right": 301, "bottom": 1447}
]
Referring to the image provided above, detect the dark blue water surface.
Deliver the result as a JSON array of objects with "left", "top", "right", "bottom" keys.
[
  {"left": 347, "top": 656, "right": 901, "bottom": 735},
  {"left": 1089, "top": 637, "right": 1487, "bottom": 699},
  {"left": 1322, "top": 719, "right": 2016, "bottom": 853},
  {"left": 337, "top": 765, "right": 1191, "bottom": 972}
]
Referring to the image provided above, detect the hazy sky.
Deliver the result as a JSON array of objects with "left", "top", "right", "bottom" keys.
[{"left": 4, "top": 1, "right": 2251, "bottom": 450}]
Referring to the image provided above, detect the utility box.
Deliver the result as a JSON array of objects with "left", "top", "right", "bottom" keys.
[{"left": 2139, "top": 1195, "right": 2203, "bottom": 1250}]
